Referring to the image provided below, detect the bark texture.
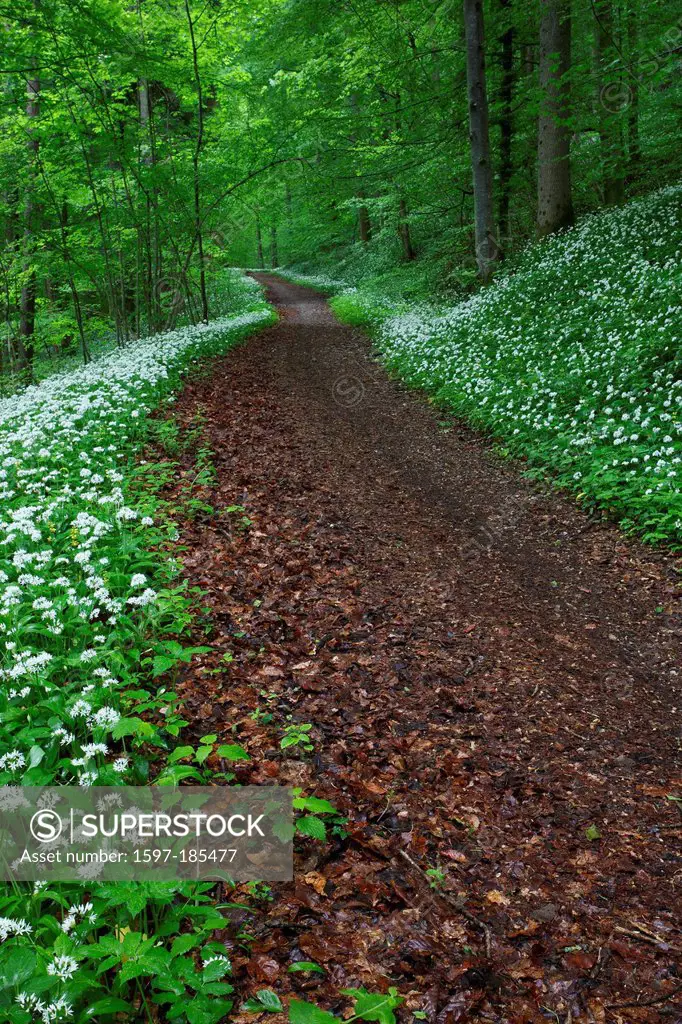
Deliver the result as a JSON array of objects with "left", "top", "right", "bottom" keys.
[
  {"left": 596, "top": 0, "right": 625, "bottom": 205},
  {"left": 464, "top": 0, "right": 498, "bottom": 280},
  {"left": 537, "top": 0, "right": 573, "bottom": 237}
]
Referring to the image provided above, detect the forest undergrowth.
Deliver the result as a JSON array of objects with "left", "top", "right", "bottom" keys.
[{"left": 0, "top": 277, "right": 278, "bottom": 1024}]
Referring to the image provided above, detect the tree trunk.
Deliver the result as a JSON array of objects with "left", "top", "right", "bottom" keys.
[
  {"left": 270, "top": 225, "right": 279, "bottom": 268},
  {"left": 358, "top": 196, "right": 372, "bottom": 244},
  {"left": 398, "top": 197, "right": 415, "bottom": 261},
  {"left": 255, "top": 209, "right": 265, "bottom": 269},
  {"left": 138, "top": 74, "right": 161, "bottom": 332},
  {"left": 463, "top": 0, "right": 498, "bottom": 281},
  {"left": 536, "top": 0, "right": 573, "bottom": 237},
  {"left": 184, "top": 0, "right": 209, "bottom": 323},
  {"left": 626, "top": 4, "right": 640, "bottom": 171},
  {"left": 18, "top": 59, "right": 40, "bottom": 374},
  {"left": 595, "top": 0, "right": 625, "bottom": 204},
  {"left": 349, "top": 94, "right": 372, "bottom": 245},
  {"left": 498, "top": 0, "right": 514, "bottom": 246}
]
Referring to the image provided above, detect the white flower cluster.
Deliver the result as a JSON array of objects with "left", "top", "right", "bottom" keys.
[
  {"left": 16, "top": 992, "right": 74, "bottom": 1023},
  {"left": 371, "top": 186, "right": 682, "bottom": 543},
  {"left": 0, "top": 916, "right": 32, "bottom": 940},
  {"left": 0, "top": 306, "right": 271, "bottom": 785},
  {"left": 276, "top": 268, "right": 348, "bottom": 292}
]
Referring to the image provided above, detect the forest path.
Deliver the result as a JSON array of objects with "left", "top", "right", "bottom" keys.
[{"left": 171, "top": 273, "right": 681, "bottom": 1020}]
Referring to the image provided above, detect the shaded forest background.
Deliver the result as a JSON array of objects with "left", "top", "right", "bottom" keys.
[{"left": 1, "top": 0, "right": 680, "bottom": 383}]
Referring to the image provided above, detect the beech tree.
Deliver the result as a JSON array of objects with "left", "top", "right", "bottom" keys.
[
  {"left": 595, "top": 0, "right": 625, "bottom": 205},
  {"left": 464, "top": 0, "right": 498, "bottom": 280},
  {"left": 536, "top": 0, "right": 574, "bottom": 237}
]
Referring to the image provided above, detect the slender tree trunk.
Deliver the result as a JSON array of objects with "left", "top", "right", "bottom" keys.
[
  {"left": 595, "top": 0, "right": 625, "bottom": 204},
  {"left": 0, "top": 252, "right": 12, "bottom": 377},
  {"left": 184, "top": 0, "right": 209, "bottom": 323},
  {"left": 519, "top": 35, "right": 539, "bottom": 196},
  {"left": 358, "top": 195, "right": 372, "bottom": 244},
  {"left": 626, "top": 3, "right": 640, "bottom": 171},
  {"left": 398, "top": 197, "right": 415, "bottom": 260},
  {"left": 536, "top": 0, "right": 573, "bottom": 237},
  {"left": 138, "top": 74, "right": 159, "bottom": 332},
  {"left": 463, "top": 0, "right": 498, "bottom": 281},
  {"left": 18, "top": 54, "right": 40, "bottom": 374},
  {"left": 498, "top": 0, "right": 514, "bottom": 246},
  {"left": 255, "top": 209, "right": 265, "bottom": 269},
  {"left": 348, "top": 94, "right": 372, "bottom": 244},
  {"left": 270, "top": 225, "right": 279, "bottom": 268}
]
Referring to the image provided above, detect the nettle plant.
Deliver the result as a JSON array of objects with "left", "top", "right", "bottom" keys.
[{"left": 0, "top": 295, "right": 277, "bottom": 1021}]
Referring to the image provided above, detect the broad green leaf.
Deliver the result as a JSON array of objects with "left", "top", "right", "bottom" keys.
[
  {"left": 296, "top": 816, "right": 326, "bottom": 841},
  {"left": 216, "top": 743, "right": 250, "bottom": 761},
  {"left": 289, "top": 1000, "right": 339, "bottom": 1024},
  {"left": 0, "top": 949, "right": 37, "bottom": 991},
  {"left": 256, "top": 990, "right": 283, "bottom": 1012},
  {"left": 287, "top": 962, "right": 324, "bottom": 975}
]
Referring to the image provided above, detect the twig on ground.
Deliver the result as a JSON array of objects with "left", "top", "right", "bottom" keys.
[
  {"left": 606, "top": 983, "right": 682, "bottom": 1010},
  {"left": 614, "top": 921, "right": 681, "bottom": 952},
  {"left": 398, "top": 848, "right": 493, "bottom": 958}
]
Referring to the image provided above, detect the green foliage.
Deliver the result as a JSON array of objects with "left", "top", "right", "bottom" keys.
[
  {"left": 425, "top": 866, "right": 447, "bottom": 890},
  {"left": 226, "top": 0, "right": 681, "bottom": 291},
  {"left": 0, "top": 290, "right": 271, "bottom": 1021},
  {"left": 287, "top": 962, "right": 325, "bottom": 975},
  {"left": 289, "top": 988, "right": 404, "bottom": 1024},
  {"left": 280, "top": 722, "right": 314, "bottom": 753},
  {"left": 243, "top": 989, "right": 283, "bottom": 1013}
]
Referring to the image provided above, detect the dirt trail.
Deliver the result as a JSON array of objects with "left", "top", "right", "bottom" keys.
[{"left": 170, "top": 275, "right": 681, "bottom": 1022}]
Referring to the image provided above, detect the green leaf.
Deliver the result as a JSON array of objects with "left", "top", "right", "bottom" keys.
[
  {"left": 171, "top": 934, "right": 199, "bottom": 958},
  {"left": 256, "top": 990, "right": 283, "bottom": 1012},
  {"left": 201, "top": 959, "right": 231, "bottom": 983},
  {"left": 0, "top": 948, "right": 37, "bottom": 991},
  {"left": 289, "top": 1000, "right": 339, "bottom": 1024},
  {"left": 156, "top": 765, "right": 206, "bottom": 784},
  {"left": 342, "top": 989, "right": 403, "bottom": 1024},
  {"left": 585, "top": 824, "right": 602, "bottom": 841},
  {"left": 179, "top": 646, "right": 212, "bottom": 662},
  {"left": 195, "top": 745, "right": 214, "bottom": 765},
  {"left": 216, "top": 743, "right": 250, "bottom": 761},
  {"left": 287, "top": 962, "right": 324, "bottom": 975},
  {"left": 296, "top": 816, "right": 326, "bottom": 841},
  {"left": 186, "top": 996, "right": 234, "bottom": 1024},
  {"left": 82, "top": 997, "right": 134, "bottom": 1018},
  {"left": 168, "top": 745, "right": 195, "bottom": 764},
  {"left": 28, "top": 745, "right": 45, "bottom": 768},
  {"left": 153, "top": 655, "right": 178, "bottom": 677},
  {"left": 112, "top": 717, "right": 155, "bottom": 740},
  {"left": 292, "top": 796, "right": 336, "bottom": 815}
]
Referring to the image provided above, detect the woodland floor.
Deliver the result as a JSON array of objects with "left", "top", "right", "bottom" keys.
[{"left": 166, "top": 275, "right": 681, "bottom": 1024}]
